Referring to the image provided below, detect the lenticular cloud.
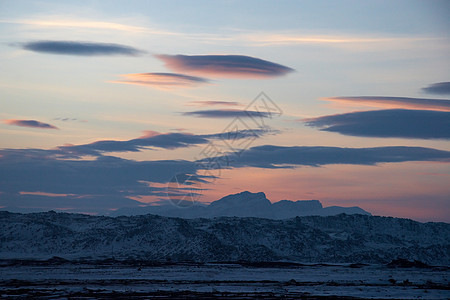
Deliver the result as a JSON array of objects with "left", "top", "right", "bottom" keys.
[
  {"left": 323, "top": 96, "right": 450, "bottom": 112},
  {"left": 22, "top": 40, "right": 144, "bottom": 56},
  {"left": 305, "top": 109, "right": 450, "bottom": 140},
  {"left": 156, "top": 54, "right": 294, "bottom": 78},
  {"left": 3, "top": 119, "right": 59, "bottom": 130}
]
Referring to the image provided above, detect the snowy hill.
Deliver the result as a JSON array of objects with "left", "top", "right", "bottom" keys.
[
  {"left": 111, "top": 191, "right": 371, "bottom": 218},
  {"left": 1, "top": 211, "right": 448, "bottom": 265}
]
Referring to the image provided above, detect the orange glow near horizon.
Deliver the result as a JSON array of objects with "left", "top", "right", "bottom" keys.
[{"left": 195, "top": 162, "right": 450, "bottom": 222}]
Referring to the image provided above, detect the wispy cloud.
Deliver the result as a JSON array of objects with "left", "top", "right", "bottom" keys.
[
  {"left": 186, "top": 101, "right": 242, "bottom": 107},
  {"left": 4, "top": 17, "right": 441, "bottom": 50},
  {"left": 240, "top": 32, "right": 438, "bottom": 47},
  {"left": 21, "top": 40, "right": 144, "bottom": 56},
  {"left": 156, "top": 54, "right": 294, "bottom": 78},
  {"left": 305, "top": 109, "right": 450, "bottom": 139},
  {"left": 422, "top": 82, "right": 450, "bottom": 95},
  {"left": 1, "top": 17, "right": 178, "bottom": 35},
  {"left": 183, "top": 109, "right": 271, "bottom": 119},
  {"left": 113, "top": 73, "right": 210, "bottom": 89},
  {"left": 198, "top": 145, "right": 450, "bottom": 169},
  {"left": 54, "top": 117, "right": 78, "bottom": 122},
  {"left": 323, "top": 96, "right": 450, "bottom": 112},
  {"left": 53, "top": 117, "right": 86, "bottom": 123},
  {"left": 3, "top": 119, "right": 59, "bottom": 130}
]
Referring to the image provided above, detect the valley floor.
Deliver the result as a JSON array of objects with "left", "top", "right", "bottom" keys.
[{"left": 0, "top": 261, "right": 448, "bottom": 299}]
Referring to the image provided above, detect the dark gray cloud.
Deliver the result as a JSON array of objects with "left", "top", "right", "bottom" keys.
[
  {"left": 2, "top": 140, "right": 448, "bottom": 214},
  {"left": 60, "top": 131, "right": 210, "bottom": 156},
  {"left": 59, "top": 129, "right": 271, "bottom": 157},
  {"left": 3, "top": 143, "right": 448, "bottom": 212},
  {"left": 0, "top": 129, "right": 271, "bottom": 161},
  {"left": 422, "top": 82, "right": 450, "bottom": 95},
  {"left": 0, "top": 152, "right": 198, "bottom": 213},
  {"left": 22, "top": 40, "right": 144, "bottom": 56},
  {"left": 323, "top": 96, "right": 450, "bottom": 111},
  {"left": 183, "top": 109, "right": 270, "bottom": 118},
  {"left": 3, "top": 119, "right": 59, "bottom": 129},
  {"left": 0, "top": 128, "right": 273, "bottom": 213},
  {"left": 198, "top": 145, "right": 450, "bottom": 169},
  {"left": 0, "top": 154, "right": 197, "bottom": 196},
  {"left": 156, "top": 54, "right": 294, "bottom": 78},
  {"left": 306, "top": 109, "right": 450, "bottom": 139}
]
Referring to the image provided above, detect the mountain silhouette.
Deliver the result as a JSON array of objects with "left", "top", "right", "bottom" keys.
[{"left": 112, "top": 191, "right": 371, "bottom": 218}]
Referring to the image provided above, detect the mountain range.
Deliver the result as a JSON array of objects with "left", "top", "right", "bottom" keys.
[
  {"left": 111, "top": 191, "right": 370, "bottom": 218},
  {"left": 1, "top": 210, "right": 448, "bottom": 265}
]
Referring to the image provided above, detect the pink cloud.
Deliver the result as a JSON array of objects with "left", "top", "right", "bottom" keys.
[
  {"left": 138, "top": 130, "right": 163, "bottom": 139},
  {"left": 323, "top": 96, "right": 450, "bottom": 112}
]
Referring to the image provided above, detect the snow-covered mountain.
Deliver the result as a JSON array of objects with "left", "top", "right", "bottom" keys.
[
  {"left": 1, "top": 211, "right": 448, "bottom": 265},
  {"left": 111, "top": 191, "right": 370, "bottom": 218}
]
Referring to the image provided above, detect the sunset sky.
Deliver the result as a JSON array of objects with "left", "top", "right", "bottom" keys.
[{"left": 1, "top": 0, "right": 449, "bottom": 221}]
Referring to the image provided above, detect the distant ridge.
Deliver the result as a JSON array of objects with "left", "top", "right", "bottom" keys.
[
  {"left": 111, "top": 191, "right": 371, "bottom": 218},
  {"left": 0, "top": 211, "right": 448, "bottom": 265}
]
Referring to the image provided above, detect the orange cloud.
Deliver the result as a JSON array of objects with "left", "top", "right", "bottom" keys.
[
  {"left": 112, "top": 72, "right": 210, "bottom": 89},
  {"left": 323, "top": 96, "right": 450, "bottom": 112}
]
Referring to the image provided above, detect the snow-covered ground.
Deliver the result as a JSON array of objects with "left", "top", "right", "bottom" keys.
[
  {"left": 2, "top": 211, "right": 449, "bottom": 265},
  {"left": 1, "top": 211, "right": 449, "bottom": 298},
  {"left": 1, "top": 263, "right": 448, "bottom": 299}
]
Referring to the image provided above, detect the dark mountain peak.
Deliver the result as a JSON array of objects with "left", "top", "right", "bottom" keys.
[
  {"left": 207, "top": 191, "right": 272, "bottom": 218},
  {"left": 274, "top": 199, "right": 323, "bottom": 211},
  {"left": 209, "top": 191, "right": 270, "bottom": 207}
]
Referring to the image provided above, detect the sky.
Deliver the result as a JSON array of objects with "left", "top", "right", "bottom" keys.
[{"left": 0, "top": 0, "right": 449, "bottom": 222}]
